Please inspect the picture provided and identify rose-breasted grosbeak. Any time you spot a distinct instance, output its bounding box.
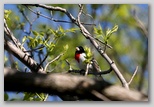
[75,46,102,76]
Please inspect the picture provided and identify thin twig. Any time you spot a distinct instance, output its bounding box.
[43,94,49,101]
[78,5,89,77]
[65,59,72,70]
[23,4,76,23]
[20,8,38,35]
[38,54,48,71]
[24,5,95,26]
[44,53,64,72]
[85,63,89,76]
[35,93,44,101]
[133,9,148,38]
[4,19,20,48]
[128,66,139,85]
[23,45,44,53]
[79,4,95,27]
[68,67,112,76]
[26,6,72,23]
[94,37,112,49]
[100,66,112,74]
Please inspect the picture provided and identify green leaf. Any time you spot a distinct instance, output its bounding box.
[4,10,12,20]
[106,28,111,37]
[4,57,8,63]
[65,28,79,33]
[63,44,69,51]
[32,30,39,36]
[110,25,118,34]
[39,93,45,100]
[94,24,103,36]
[38,38,43,45]
[34,98,42,101]
[4,10,12,15]
[40,32,45,36]
[22,36,27,43]
[84,47,93,63]
[47,43,55,54]
[23,92,40,101]
[17,5,25,13]
[15,16,20,21]
[105,25,118,41]
[50,29,56,36]
[59,26,64,33]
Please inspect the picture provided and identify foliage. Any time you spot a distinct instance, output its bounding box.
[94,24,118,45]
[84,46,93,64]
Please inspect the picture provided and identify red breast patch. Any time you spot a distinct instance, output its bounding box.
[75,53,80,62]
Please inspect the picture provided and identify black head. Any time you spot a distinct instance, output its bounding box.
[75,46,85,54]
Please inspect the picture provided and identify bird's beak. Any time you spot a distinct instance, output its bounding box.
[76,47,79,51]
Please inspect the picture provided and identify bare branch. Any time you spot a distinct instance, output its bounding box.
[23,45,45,52]
[138,40,148,91]
[133,11,148,38]
[4,67,148,101]
[23,4,76,23]
[65,59,73,70]
[68,67,112,76]
[4,19,31,56]
[25,5,73,24]
[4,19,20,48]
[4,19,44,73]
[38,53,48,70]
[24,5,95,26]
[4,40,45,74]
[94,37,113,49]
[76,5,129,89]
[43,94,49,101]
[19,8,34,34]
[85,63,89,76]
[44,53,64,72]
[128,66,139,85]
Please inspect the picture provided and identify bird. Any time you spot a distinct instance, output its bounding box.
[75,46,102,77]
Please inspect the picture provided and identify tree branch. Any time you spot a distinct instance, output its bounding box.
[4,18,45,74]
[23,4,77,23]
[4,40,45,74]
[68,66,112,76]
[76,5,129,89]
[4,67,148,101]
[4,19,20,48]
[128,66,138,85]
[133,12,148,38]
[44,53,64,72]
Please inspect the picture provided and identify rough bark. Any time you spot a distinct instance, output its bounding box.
[4,67,148,101]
